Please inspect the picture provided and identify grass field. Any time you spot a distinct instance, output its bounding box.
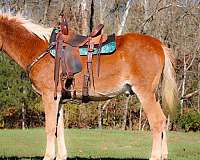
[0,129,200,160]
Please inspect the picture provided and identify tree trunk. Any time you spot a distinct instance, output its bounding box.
[129,105,132,130]
[141,119,147,131]
[198,63,200,112]
[23,0,46,23]
[99,0,103,24]
[22,104,25,130]
[143,0,150,33]
[138,104,142,131]
[98,100,111,129]
[122,96,130,130]
[166,115,170,131]
[117,0,133,35]
[81,0,89,35]
[43,0,51,24]
[44,0,64,25]
[98,102,103,129]
[180,52,186,115]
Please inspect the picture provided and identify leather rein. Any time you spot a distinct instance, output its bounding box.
[26,45,53,74]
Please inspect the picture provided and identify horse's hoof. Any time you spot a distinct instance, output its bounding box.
[149,157,160,160]
[162,154,168,160]
[43,156,55,160]
[56,155,67,160]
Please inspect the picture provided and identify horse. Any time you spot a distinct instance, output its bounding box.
[0,14,178,160]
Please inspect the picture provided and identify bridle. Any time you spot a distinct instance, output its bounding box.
[26,44,54,75]
[26,17,66,75]
[26,16,63,75]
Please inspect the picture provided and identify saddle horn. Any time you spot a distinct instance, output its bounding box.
[60,14,69,35]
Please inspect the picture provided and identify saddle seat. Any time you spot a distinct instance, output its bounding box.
[62,34,108,47]
[62,24,107,47]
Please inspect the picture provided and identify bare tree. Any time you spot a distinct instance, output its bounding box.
[117,0,134,35]
[43,0,51,24]
[98,102,103,129]
[81,0,89,35]
[138,104,142,131]
[198,63,200,112]
[98,100,111,129]
[22,103,25,130]
[122,96,130,130]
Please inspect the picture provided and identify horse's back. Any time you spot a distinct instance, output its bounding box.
[116,32,163,54]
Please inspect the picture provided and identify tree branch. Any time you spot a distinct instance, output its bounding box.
[141,3,185,33]
[117,0,134,35]
[181,88,200,99]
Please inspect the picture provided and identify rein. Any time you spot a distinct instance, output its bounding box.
[26,45,54,74]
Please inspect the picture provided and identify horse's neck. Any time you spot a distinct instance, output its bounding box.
[3,32,48,70]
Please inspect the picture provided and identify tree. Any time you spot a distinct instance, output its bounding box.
[0,54,40,128]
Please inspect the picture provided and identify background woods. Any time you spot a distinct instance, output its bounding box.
[0,0,200,131]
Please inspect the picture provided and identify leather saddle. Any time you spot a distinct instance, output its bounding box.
[64,25,107,47]
[52,15,109,102]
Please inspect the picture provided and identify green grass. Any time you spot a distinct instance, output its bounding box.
[0,129,200,159]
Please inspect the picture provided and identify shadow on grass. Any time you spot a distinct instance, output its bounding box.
[0,157,148,160]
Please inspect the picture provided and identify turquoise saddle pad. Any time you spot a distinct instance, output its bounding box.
[79,41,116,56]
[50,34,116,57]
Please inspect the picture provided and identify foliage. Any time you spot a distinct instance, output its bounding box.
[0,53,40,128]
[178,110,200,132]
[62,96,145,130]
[0,105,44,128]
[0,54,39,108]
[64,103,99,128]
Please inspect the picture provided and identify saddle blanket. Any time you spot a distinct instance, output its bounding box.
[50,34,116,57]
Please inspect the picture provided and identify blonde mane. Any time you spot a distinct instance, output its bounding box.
[22,19,52,41]
[0,14,52,41]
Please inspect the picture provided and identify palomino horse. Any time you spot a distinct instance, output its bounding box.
[0,14,177,160]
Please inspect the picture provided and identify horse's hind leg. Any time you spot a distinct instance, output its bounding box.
[137,92,167,160]
[42,92,61,160]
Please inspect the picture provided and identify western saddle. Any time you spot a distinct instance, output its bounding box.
[52,15,107,102]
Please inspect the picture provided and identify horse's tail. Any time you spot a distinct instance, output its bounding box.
[161,45,178,116]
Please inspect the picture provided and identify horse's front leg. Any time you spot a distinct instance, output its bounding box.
[42,92,61,160]
[56,103,67,160]
[161,130,168,160]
